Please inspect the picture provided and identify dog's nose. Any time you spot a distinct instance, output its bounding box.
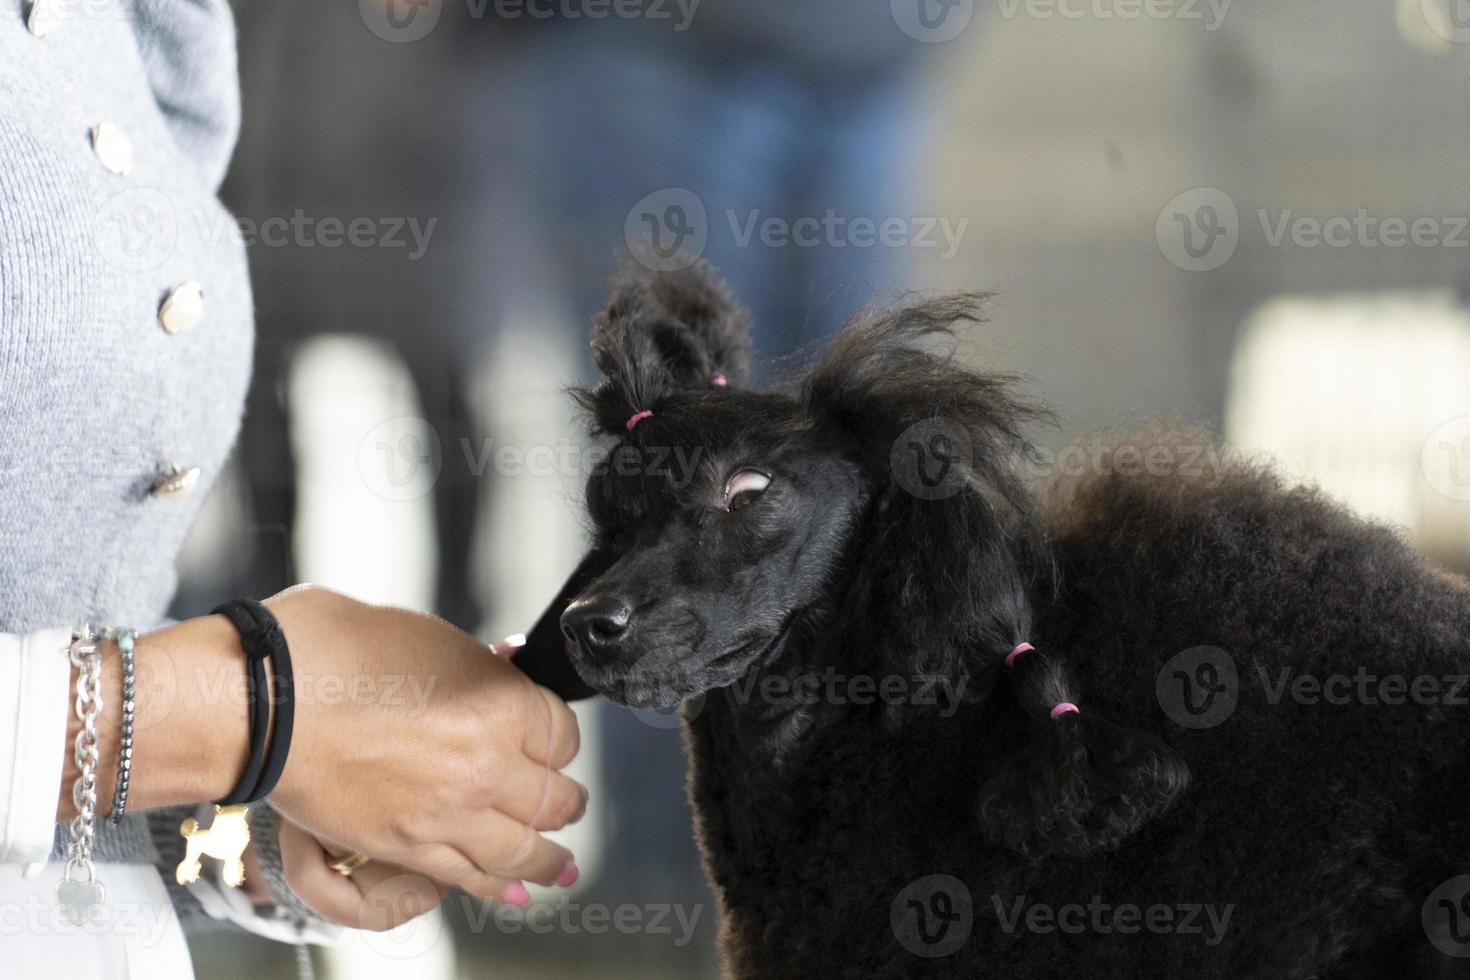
[561,594,633,658]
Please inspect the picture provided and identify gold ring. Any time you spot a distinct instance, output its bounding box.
[328,852,371,877]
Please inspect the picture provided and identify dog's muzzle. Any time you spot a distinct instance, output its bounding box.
[560,593,633,661]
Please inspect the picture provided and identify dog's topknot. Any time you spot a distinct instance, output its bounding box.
[574,256,752,435]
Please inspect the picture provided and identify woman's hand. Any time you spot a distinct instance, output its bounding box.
[66,585,587,905]
[275,819,450,931]
[261,586,586,903]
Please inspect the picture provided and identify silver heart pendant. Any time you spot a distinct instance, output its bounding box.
[56,877,106,926]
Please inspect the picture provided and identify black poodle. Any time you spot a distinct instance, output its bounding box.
[513,259,1470,979]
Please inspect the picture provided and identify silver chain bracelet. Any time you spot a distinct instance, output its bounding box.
[57,624,106,925]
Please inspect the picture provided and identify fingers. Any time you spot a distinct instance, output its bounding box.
[414,843,522,905]
[519,683,581,770]
[280,821,357,922]
[492,755,588,831]
[349,862,448,933]
[281,821,451,931]
[458,809,575,886]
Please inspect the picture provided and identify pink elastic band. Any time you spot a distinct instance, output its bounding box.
[625,409,654,432]
[1049,702,1080,720]
[711,373,728,387]
[1004,642,1035,668]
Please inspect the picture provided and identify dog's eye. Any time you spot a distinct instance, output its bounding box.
[723,469,771,513]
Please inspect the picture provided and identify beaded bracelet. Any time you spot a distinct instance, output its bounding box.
[108,629,137,824]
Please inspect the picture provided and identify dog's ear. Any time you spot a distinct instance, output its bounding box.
[975,657,1191,858]
[801,294,1050,669]
[575,257,752,435]
[802,296,1188,858]
[510,549,615,701]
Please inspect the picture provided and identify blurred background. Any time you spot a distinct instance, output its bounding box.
[183,0,1470,975]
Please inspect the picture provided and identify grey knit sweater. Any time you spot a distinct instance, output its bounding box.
[1,0,272,929]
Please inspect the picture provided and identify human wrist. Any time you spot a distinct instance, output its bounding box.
[57,639,119,822]
[121,615,253,812]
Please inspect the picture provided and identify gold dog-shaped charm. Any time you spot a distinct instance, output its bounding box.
[176,805,251,887]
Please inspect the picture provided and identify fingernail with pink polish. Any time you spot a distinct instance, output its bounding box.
[495,633,527,657]
[503,882,531,906]
[554,862,579,888]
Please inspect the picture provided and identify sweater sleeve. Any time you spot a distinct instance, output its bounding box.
[0,629,72,864]
[127,0,243,193]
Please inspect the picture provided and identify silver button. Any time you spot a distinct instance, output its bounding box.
[159,282,204,335]
[90,123,134,176]
[26,0,60,37]
[150,464,201,501]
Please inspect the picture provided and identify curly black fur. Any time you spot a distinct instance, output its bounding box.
[510,260,1470,979]
[572,254,753,434]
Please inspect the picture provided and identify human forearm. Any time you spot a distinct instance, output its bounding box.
[58,616,251,820]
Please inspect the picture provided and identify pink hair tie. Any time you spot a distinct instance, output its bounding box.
[625,409,654,432]
[1049,702,1080,720]
[710,372,728,387]
[1004,642,1035,669]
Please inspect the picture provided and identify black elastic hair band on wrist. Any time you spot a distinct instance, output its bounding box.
[213,601,268,805]
[211,598,295,805]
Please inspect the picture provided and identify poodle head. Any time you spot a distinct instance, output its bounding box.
[557,260,871,708]
[555,258,1046,710]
